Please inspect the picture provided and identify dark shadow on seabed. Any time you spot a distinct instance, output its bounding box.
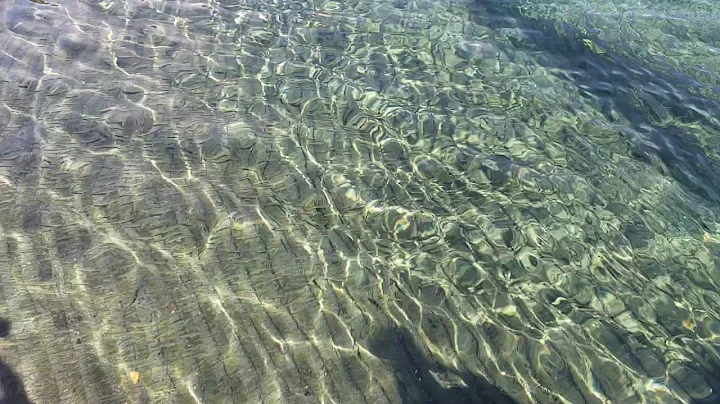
[0,318,31,404]
[367,325,517,404]
[468,0,720,207]
[466,1,720,403]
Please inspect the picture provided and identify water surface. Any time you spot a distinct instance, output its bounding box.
[0,0,719,402]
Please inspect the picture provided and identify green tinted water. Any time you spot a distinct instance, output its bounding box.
[0,0,719,402]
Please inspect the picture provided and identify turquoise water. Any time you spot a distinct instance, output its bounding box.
[0,0,719,402]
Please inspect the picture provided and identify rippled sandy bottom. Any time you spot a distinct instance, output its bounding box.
[0,0,719,402]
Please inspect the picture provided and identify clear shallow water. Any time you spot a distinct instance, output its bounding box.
[0,0,719,402]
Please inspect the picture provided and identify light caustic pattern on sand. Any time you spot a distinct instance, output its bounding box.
[0,0,720,402]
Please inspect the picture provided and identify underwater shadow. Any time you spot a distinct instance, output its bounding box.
[468,0,720,206]
[366,324,518,404]
[0,318,31,404]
